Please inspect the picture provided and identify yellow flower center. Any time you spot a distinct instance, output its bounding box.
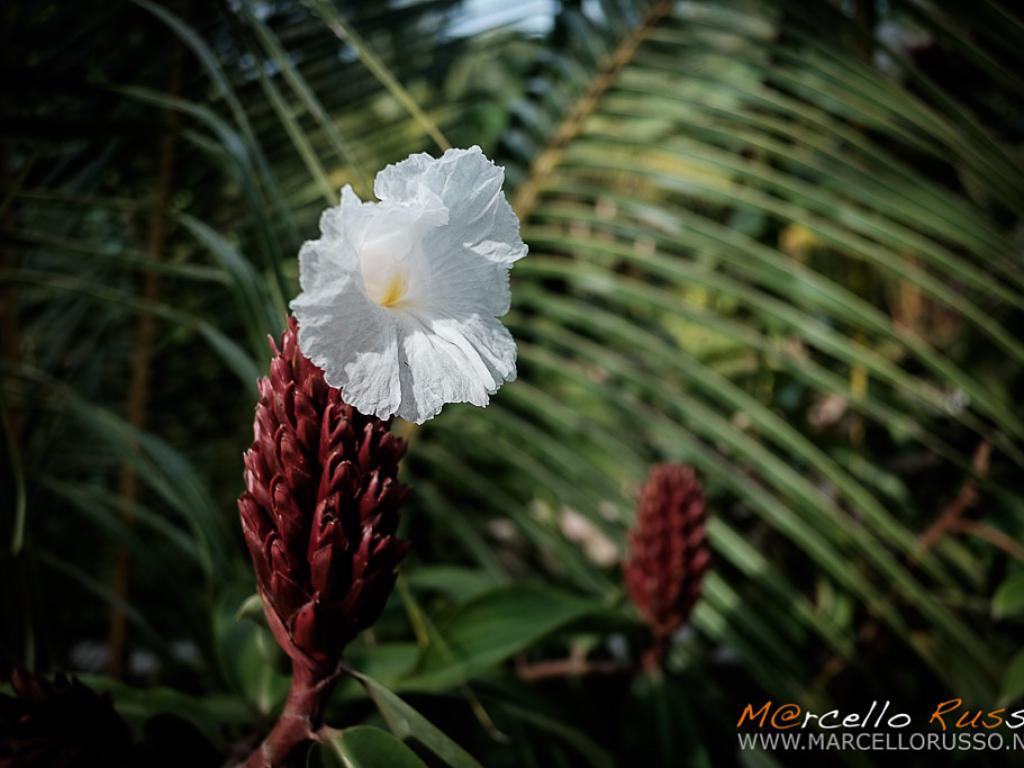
[375,271,408,308]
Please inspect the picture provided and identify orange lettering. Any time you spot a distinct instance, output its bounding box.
[771,704,802,730]
[737,701,772,728]
[984,709,1006,729]
[930,699,962,731]
[956,710,983,729]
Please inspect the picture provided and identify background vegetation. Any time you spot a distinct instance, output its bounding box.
[2,0,1023,765]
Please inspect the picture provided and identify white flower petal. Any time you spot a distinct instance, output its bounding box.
[394,312,517,423]
[291,147,526,423]
[291,278,402,421]
[376,146,526,263]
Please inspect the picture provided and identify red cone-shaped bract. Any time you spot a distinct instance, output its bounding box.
[238,317,410,674]
[623,463,709,639]
[0,670,135,767]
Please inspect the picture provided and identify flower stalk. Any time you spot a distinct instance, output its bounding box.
[242,663,339,768]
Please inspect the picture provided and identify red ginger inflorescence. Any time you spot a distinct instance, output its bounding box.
[0,670,135,767]
[238,317,409,767]
[239,316,410,673]
[623,463,709,662]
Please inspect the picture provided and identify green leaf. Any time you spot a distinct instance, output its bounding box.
[993,573,1024,619]
[321,726,428,768]
[402,584,602,691]
[622,672,712,768]
[304,0,451,153]
[178,213,280,358]
[82,675,251,743]
[405,566,507,602]
[214,589,290,716]
[338,645,421,692]
[350,671,483,768]
[1002,651,1024,705]
[494,701,616,768]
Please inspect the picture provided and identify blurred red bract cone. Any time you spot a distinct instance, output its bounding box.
[0,670,135,768]
[623,464,710,660]
[238,316,410,675]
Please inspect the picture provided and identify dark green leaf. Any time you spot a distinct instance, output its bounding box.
[350,671,483,768]
[403,585,601,691]
[1002,651,1024,705]
[321,726,429,768]
[993,573,1024,620]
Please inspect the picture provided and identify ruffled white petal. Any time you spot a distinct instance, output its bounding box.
[394,311,517,423]
[291,147,526,424]
[291,266,402,421]
[376,145,527,264]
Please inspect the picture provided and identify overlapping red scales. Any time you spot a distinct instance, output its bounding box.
[238,317,410,673]
[623,463,710,639]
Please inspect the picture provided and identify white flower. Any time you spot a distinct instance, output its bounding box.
[290,146,527,424]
